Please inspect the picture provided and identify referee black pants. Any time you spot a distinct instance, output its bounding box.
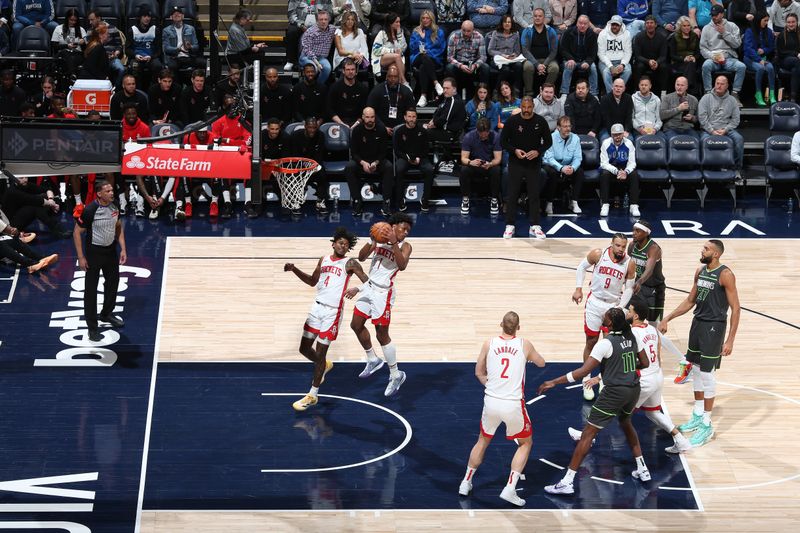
[506,159,543,226]
[84,244,119,331]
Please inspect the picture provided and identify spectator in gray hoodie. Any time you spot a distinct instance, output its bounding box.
[533,82,564,131]
[700,4,745,104]
[698,74,743,169]
[631,75,663,139]
[660,75,699,140]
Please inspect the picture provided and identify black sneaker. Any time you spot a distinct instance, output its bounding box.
[420,199,430,212]
[88,329,102,342]
[352,199,363,216]
[398,198,407,212]
[490,198,500,215]
[460,197,470,215]
[175,205,186,221]
[381,199,391,216]
[221,202,233,219]
[315,198,329,214]
[99,314,124,328]
[244,202,259,218]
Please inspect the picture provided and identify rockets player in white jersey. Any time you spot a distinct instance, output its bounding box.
[285,227,367,412]
[458,311,546,507]
[573,300,692,453]
[347,213,414,397]
[572,233,637,400]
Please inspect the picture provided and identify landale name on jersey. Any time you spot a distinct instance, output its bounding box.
[494,344,519,356]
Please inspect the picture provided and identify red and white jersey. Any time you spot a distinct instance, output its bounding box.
[315,255,351,307]
[485,336,527,401]
[367,241,405,289]
[633,322,661,377]
[589,247,631,303]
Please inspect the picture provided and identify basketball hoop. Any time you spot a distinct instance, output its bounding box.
[263,157,321,210]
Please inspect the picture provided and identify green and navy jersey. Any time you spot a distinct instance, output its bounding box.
[694,265,730,322]
[629,239,665,287]
[589,332,641,387]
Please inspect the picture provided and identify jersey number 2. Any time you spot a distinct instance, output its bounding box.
[500,358,510,379]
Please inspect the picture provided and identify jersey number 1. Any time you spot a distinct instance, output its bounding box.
[500,358,510,379]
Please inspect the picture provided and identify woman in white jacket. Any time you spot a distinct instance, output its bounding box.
[371,12,409,86]
[597,15,633,93]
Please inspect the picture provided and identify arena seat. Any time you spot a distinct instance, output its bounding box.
[55,0,88,25]
[89,0,124,28]
[284,121,305,137]
[667,134,703,205]
[769,101,800,133]
[320,122,351,174]
[161,0,198,25]
[700,135,737,207]
[126,0,161,27]
[150,123,181,141]
[16,26,51,56]
[635,134,672,205]
[764,135,800,205]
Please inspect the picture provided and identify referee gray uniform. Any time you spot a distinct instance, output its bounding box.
[76,200,123,333]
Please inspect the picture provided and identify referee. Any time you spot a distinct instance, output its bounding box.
[74,180,127,342]
[500,96,552,240]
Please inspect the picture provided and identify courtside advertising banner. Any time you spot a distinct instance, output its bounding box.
[122,142,252,179]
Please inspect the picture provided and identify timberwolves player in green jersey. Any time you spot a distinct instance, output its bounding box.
[659,240,741,447]
[538,308,651,495]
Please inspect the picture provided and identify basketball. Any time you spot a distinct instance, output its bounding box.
[370,222,392,243]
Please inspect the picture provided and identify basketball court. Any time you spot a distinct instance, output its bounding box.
[0,207,798,532]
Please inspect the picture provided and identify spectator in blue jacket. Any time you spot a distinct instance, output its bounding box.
[467,0,508,34]
[521,8,560,96]
[579,0,617,33]
[618,0,649,38]
[465,83,501,130]
[12,0,57,47]
[743,12,776,106]
[543,115,584,214]
[652,0,689,33]
[409,9,446,108]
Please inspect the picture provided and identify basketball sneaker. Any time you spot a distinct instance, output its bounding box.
[567,427,595,444]
[689,423,714,447]
[359,358,384,378]
[292,394,318,412]
[209,201,219,217]
[384,371,407,397]
[174,205,186,221]
[529,225,546,239]
[544,480,574,495]
[499,485,525,507]
[665,433,693,454]
[320,360,333,384]
[674,361,693,384]
[458,480,472,496]
[73,203,85,219]
[678,413,704,433]
[460,197,470,215]
[19,232,36,244]
[503,225,515,239]
[490,198,499,215]
[632,467,651,481]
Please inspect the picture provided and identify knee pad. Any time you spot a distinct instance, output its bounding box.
[691,365,704,393]
[701,370,716,399]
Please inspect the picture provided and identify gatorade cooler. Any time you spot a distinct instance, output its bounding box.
[67,80,114,116]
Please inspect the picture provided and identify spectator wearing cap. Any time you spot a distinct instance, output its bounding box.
[162,6,205,73]
[598,15,633,93]
[459,117,503,216]
[299,9,336,84]
[127,6,162,89]
[599,123,640,217]
[700,4,745,105]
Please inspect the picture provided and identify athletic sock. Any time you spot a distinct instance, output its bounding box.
[309,386,319,397]
[176,200,184,208]
[674,432,690,445]
[211,195,219,203]
[702,411,712,426]
[463,466,476,483]
[693,401,704,417]
[222,190,231,203]
[563,469,576,484]
[74,194,82,205]
[507,470,521,489]
[365,347,379,362]
[635,456,647,470]
[245,187,252,203]
[382,343,399,378]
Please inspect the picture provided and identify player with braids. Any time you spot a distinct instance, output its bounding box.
[285,227,368,411]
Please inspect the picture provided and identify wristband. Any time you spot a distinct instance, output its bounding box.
[566,371,575,383]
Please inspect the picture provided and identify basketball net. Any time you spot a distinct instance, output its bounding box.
[267,157,322,210]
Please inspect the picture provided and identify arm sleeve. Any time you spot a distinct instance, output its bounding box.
[576,257,591,287]
[619,277,635,307]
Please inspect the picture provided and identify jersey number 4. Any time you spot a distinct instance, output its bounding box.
[500,358,510,379]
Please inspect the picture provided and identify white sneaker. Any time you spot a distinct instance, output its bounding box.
[529,225,546,239]
[148,207,160,220]
[384,370,407,397]
[544,480,574,495]
[600,203,610,217]
[571,201,582,214]
[567,427,582,442]
[545,202,553,215]
[629,203,641,217]
[499,485,525,507]
[632,468,651,482]
[503,225,515,239]
[458,480,472,496]
[665,434,693,454]
[417,94,427,108]
[283,62,294,71]
[358,358,384,378]
[435,82,444,96]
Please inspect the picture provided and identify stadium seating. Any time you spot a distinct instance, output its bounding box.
[126,0,161,27]
[667,135,703,207]
[578,134,600,188]
[16,26,51,56]
[769,101,800,133]
[635,134,672,205]
[55,0,88,25]
[700,135,737,207]
[89,0,125,28]
[161,0,198,25]
[320,122,351,174]
[763,135,799,205]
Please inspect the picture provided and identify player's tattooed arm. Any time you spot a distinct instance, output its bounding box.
[346,258,369,283]
[357,239,376,261]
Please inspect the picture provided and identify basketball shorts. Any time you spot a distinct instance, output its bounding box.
[632,283,666,322]
[686,319,726,372]
[480,395,532,440]
[587,383,640,429]
[354,282,395,326]
[636,369,664,410]
[584,294,616,336]
[304,300,345,344]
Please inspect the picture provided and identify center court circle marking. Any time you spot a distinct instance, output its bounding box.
[260,393,413,473]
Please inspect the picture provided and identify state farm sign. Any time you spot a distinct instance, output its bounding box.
[121,142,251,179]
